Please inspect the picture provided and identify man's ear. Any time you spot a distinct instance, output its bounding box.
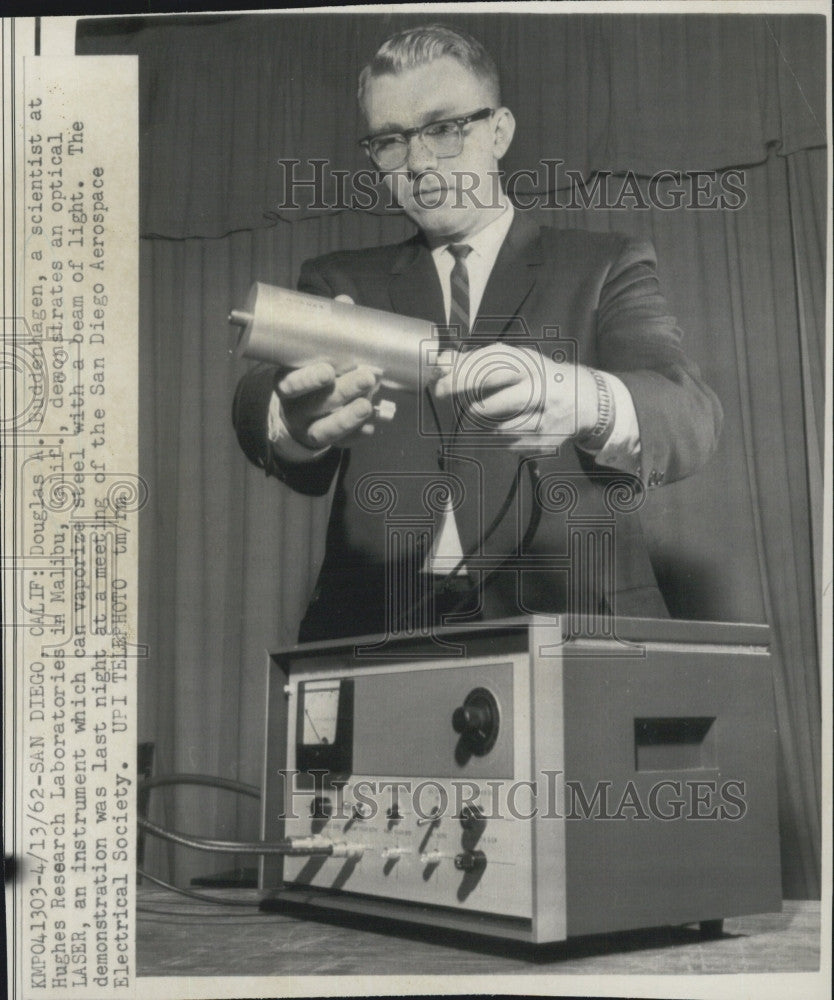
[492,107,516,160]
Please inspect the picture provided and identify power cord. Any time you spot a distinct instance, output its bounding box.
[137,771,312,910]
[393,383,545,631]
[140,772,260,798]
[138,816,332,856]
[137,867,260,909]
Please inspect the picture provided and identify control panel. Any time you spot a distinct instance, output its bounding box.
[281,656,533,918]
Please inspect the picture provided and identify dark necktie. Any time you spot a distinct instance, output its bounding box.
[448,243,473,338]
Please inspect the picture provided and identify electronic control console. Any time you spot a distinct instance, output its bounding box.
[260,616,781,944]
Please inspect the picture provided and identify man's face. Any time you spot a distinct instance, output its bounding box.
[361,57,515,243]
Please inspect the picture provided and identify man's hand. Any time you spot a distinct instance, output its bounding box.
[275,294,381,450]
[433,343,599,449]
[277,362,380,450]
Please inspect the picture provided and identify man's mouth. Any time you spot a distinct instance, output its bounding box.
[412,174,448,205]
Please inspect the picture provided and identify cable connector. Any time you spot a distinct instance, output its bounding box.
[330,841,366,860]
[288,835,333,853]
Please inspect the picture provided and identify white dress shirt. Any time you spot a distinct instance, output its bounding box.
[268,201,642,574]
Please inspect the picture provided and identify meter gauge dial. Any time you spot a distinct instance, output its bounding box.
[301,680,341,746]
[295,677,353,775]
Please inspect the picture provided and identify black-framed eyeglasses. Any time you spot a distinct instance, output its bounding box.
[359,107,494,171]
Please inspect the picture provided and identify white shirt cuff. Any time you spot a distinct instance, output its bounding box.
[578,373,642,475]
[267,391,331,463]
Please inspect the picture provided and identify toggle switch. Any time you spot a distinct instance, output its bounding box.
[310,796,333,820]
[381,846,410,860]
[416,806,442,827]
[459,805,486,830]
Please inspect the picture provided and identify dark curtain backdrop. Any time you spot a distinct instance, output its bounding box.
[78,13,825,896]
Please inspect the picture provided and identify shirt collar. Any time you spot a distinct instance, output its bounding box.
[430,200,515,265]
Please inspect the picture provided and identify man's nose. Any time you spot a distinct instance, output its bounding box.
[404,132,438,173]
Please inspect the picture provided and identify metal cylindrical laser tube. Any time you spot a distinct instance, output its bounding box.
[229,282,440,391]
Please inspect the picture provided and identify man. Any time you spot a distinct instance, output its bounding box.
[233,25,722,642]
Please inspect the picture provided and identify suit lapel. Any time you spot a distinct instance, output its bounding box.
[388,236,446,328]
[475,212,544,337]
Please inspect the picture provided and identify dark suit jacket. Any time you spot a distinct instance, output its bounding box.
[233,213,723,641]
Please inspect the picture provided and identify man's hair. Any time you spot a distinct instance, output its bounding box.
[357,25,501,110]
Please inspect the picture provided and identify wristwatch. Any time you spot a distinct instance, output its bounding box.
[575,368,616,451]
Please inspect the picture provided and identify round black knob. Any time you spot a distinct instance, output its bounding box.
[454,850,487,873]
[452,704,492,733]
[451,688,499,755]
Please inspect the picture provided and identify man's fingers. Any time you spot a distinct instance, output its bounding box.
[305,396,374,448]
[434,345,531,399]
[461,383,542,424]
[331,366,379,406]
[277,362,336,399]
[278,364,378,410]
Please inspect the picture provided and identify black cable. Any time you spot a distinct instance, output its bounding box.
[444,456,545,620]
[137,772,283,909]
[139,773,260,798]
[390,378,526,633]
[392,427,527,631]
[136,867,260,908]
[138,816,333,856]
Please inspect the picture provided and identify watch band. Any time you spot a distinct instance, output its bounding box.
[576,368,616,451]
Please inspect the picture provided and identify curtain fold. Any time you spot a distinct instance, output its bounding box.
[721,152,821,897]
[79,14,825,895]
[786,148,826,626]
